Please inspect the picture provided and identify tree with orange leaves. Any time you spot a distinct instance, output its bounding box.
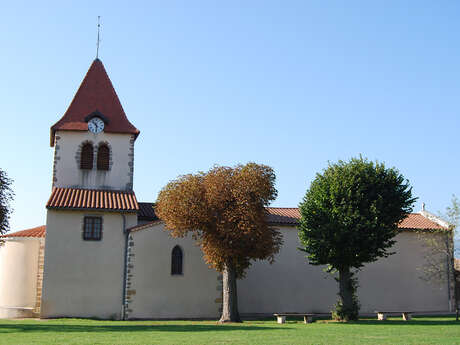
[155,163,282,323]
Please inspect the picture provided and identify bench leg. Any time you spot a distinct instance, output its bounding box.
[377,313,387,321]
[304,316,313,324]
[402,313,412,321]
[277,316,286,324]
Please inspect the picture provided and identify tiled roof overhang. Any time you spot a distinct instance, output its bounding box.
[46,187,139,212]
[0,225,46,239]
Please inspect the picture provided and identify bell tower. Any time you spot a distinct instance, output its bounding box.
[50,59,139,191]
[42,59,140,319]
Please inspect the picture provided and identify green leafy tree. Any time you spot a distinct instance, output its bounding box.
[298,157,416,321]
[0,169,14,235]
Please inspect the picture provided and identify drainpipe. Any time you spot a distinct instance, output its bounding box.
[121,214,129,320]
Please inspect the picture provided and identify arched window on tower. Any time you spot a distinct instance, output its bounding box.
[80,143,94,170]
[171,245,183,275]
[97,144,110,171]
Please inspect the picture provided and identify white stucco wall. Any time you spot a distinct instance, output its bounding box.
[357,231,450,312]
[0,239,41,310]
[41,210,137,319]
[41,213,451,319]
[238,226,337,315]
[238,227,450,315]
[53,131,134,190]
[128,223,220,319]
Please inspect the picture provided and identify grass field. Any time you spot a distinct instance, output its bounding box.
[0,316,459,345]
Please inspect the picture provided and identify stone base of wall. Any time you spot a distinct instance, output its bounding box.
[34,240,45,317]
[123,234,135,320]
[0,306,35,319]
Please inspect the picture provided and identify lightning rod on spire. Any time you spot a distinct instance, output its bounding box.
[96,16,101,59]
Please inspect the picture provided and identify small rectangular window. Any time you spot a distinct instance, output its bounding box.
[83,216,103,241]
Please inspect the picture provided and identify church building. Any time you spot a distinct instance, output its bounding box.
[0,59,454,319]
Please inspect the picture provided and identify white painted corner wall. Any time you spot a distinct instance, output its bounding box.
[41,210,137,319]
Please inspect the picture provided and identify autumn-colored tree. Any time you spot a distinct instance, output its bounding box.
[155,163,282,323]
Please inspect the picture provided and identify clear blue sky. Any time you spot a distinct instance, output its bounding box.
[1,1,459,232]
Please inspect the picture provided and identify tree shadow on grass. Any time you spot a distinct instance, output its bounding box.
[0,324,286,334]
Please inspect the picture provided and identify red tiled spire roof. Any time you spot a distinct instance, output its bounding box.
[50,59,139,146]
[0,225,46,238]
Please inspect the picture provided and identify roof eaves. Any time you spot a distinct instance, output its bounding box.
[46,206,138,213]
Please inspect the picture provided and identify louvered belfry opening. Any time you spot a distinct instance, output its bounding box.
[97,144,110,171]
[80,143,94,170]
[171,245,183,275]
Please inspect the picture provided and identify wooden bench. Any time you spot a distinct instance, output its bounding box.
[375,311,413,321]
[273,313,322,324]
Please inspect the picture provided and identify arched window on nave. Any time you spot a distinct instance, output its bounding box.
[171,245,183,275]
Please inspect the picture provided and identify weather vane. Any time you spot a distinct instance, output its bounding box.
[96,16,101,59]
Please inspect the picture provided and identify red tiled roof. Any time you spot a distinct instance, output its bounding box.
[398,213,446,230]
[50,59,139,146]
[267,207,300,225]
[0,225,46,238]
[265,208,447,230]
[131,204,447,230]
[46,187,139,211]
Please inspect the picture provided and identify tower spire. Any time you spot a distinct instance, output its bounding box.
[96,16,101,59]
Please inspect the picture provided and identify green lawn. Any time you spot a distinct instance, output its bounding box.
[0,316,459,345]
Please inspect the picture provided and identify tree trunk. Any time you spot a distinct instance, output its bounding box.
[219,259,242,323]
[336,267,358,321]
[339,267,353,311]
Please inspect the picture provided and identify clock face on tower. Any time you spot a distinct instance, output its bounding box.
[88,117,105,134]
